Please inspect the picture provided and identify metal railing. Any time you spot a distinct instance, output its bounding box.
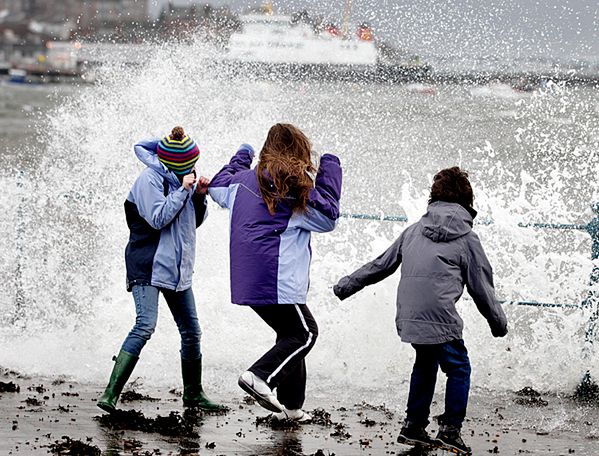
[340,202,599,291]
[340,203,599,336]
[341,203,599,390]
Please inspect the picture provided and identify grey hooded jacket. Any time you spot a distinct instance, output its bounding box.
[334,201,508,344]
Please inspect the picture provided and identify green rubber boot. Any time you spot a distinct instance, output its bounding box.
[182,356,227,412]
[97,350,138,413]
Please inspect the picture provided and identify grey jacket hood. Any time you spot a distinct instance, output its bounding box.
[421,201,475,243]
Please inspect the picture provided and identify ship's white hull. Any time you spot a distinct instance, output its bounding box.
[225,33,378,67]
[224,13,379,67]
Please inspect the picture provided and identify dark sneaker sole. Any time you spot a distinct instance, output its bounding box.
[271,413,312,424]
[435,440,472,455]
[238,377,283,413]
[397,435,435,447]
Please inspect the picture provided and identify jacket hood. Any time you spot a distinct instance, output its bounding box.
[135,139,179,184]
[420,201,475,242]
[135,142,166,174]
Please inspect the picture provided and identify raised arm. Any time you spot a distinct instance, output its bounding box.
[134,138,161,162]
[130,170,190,230]
[462,232,508,337]
[208,144,255,208]
[333,233,403,300]
[298,153,343,233]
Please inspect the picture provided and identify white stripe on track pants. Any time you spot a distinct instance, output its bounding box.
[248,304,319,410]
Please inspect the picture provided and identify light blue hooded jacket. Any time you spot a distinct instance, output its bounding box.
[124,139,208,292]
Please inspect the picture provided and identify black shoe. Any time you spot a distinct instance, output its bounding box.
[397,426,436,447]
[435,428,472,455]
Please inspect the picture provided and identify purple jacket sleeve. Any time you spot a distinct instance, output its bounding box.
[208,144,255,208]
[298,153,343,233]
[463,232,508,337]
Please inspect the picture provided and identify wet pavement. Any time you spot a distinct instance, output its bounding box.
[1,368,598,455]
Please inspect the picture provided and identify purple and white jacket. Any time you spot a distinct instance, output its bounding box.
[208,144,342,306]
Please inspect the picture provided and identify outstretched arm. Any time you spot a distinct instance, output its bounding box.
[208,144,255,209]
[463,233,508,337]
[334,234,403,300]
[299,153,343,233]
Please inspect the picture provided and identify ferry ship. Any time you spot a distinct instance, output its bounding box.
[221,9,430,81]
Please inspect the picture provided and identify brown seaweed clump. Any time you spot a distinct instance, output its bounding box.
[95,409,198,437]
[48,436,101,456]
[255,413,301,430]
[0,381,20,393]
[514,387,549,407]
[120,390,160,402]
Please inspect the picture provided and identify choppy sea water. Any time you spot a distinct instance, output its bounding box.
[0,42,598,407]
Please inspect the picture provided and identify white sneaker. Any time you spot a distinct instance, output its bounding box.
[272,408,312,423]
[238,371,283,413]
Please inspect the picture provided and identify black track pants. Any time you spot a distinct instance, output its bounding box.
[248,304,319,410]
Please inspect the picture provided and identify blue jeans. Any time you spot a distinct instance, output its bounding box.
[121,285,202,360]
[405,339,471,429]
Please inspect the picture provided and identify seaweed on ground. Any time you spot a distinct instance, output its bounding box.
[0,381,20,393]
[330,423,351,440]
[242,394,256,405]
[359,417,377,427]
[255,413,301,430]
[47,436,101,456]
[95,409,198,437]
[514,387,549,407]
[27,384,47,394]
[24,397,44,406]
[310,408,334,427]
[353,401,395,420]
[120,390,160,402]
[255,408,335,429]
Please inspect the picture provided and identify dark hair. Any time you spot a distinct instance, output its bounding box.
[429,167,474,209]
[256,123,316,215]
[170,126,185,141]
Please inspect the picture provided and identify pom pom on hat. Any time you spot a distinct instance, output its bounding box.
[157,126,200,175]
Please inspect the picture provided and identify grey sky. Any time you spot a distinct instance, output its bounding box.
[150,0,599,61]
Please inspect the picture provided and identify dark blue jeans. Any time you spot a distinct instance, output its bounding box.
[121,285,202,360]
[405,339,471,429]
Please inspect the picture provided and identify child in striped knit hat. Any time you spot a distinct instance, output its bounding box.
[98,126,226,413]
[156,126,201,176]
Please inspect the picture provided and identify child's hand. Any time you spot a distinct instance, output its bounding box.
[195,176,211,195]
[182,173,196,191]
[491,323,508,338]
[333,277,353,301]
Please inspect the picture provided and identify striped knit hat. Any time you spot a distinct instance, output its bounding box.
[156,127,200,175]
